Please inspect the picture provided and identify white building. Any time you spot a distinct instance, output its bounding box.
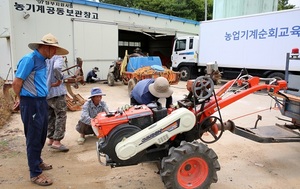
[0,0,199,81]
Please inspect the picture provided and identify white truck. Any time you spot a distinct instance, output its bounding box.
[171,8,300,81]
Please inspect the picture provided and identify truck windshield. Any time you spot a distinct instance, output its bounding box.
[175,39,186,51]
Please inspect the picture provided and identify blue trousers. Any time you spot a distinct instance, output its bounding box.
[20,96,48,178]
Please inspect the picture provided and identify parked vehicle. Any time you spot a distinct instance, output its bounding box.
[171,9,300,81]
[107,51,181,95]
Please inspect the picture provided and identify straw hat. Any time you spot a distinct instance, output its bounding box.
[28,33,69,55]
[148,77,173,98]
[88,87,106,99]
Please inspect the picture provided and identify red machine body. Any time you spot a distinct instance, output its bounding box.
[93,105,153,137]
[92,72,300,189]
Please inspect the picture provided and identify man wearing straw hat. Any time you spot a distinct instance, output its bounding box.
[12,33,68,186]
[130,77,173,108]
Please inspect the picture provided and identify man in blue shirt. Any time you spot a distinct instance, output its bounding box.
[130,77,173,108]
[12,33,68,186]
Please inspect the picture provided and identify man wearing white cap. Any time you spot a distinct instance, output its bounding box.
[130,77,173,108]
[86,67,100,83]
[12,33,68,186]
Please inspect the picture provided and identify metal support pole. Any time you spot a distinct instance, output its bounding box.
[205,0,207,21]
[285,53,290,82]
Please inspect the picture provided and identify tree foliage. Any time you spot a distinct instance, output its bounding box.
[134,0,192,19]
[278,0,295,10]
[99,0,213,21]
[99,0,135,7]
[99,0,296,21]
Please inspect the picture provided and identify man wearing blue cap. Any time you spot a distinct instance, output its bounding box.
[76,87,108,144]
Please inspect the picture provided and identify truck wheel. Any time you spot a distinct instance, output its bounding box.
[160,141,220,189]
[268,72,285,80]
[179,67,191,81]
[107,73,115,86]
[128,79,137,96]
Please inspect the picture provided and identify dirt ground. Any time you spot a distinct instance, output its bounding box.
[0,80,300,189]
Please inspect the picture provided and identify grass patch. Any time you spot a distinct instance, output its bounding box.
[0,137,24,159]
[0,78,13,128]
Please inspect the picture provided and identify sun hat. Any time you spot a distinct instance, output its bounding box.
[148,77,173,98]
[88,87,106,98]
[134,48,142,53]
[93,67,99,72]
[28,33,69,55]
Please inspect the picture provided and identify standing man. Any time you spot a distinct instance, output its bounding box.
[46,55,69,152]
[12,33,68,186]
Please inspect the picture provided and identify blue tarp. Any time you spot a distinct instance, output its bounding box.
[127,56,162,72]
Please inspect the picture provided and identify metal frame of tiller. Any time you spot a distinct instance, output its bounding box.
[192,53,300,144]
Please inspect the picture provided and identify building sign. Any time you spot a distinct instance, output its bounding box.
[225,26,300,41]
[14,0,99,19]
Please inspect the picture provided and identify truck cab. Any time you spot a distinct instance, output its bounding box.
[171,9,300,82]
[171,36,200,81]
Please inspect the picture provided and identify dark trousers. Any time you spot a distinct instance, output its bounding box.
[130,96,139,106]
[86,76,97,83]
[20,96,48,178]
[76,121,94,135]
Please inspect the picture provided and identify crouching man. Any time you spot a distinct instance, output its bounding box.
[76,87,108,144]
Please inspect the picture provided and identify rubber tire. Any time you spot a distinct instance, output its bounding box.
[268,72,285,80]
[160,141,220,189]
[128,79,137,96]
[179,67,191,81]
[107,73,115,86]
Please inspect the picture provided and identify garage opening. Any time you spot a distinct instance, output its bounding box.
[118,30,175,68]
